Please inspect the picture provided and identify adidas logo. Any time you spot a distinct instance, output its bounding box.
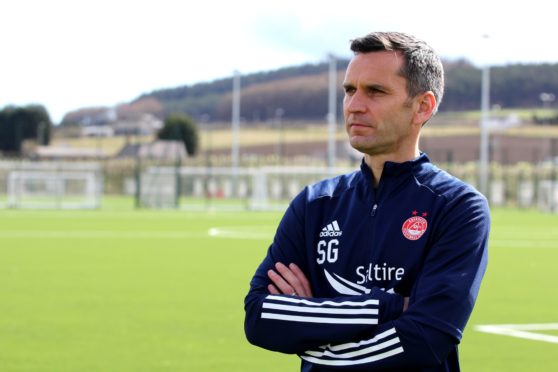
[320,220,343,237]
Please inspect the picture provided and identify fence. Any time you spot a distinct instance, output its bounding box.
[0,160,557,211]
[137,166,350,210]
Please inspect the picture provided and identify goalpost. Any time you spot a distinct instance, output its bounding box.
[6,162,103,209]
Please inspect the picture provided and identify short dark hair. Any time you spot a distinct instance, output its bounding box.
[350,32,444,115]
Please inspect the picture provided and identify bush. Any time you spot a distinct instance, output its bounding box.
[157,113,199,156]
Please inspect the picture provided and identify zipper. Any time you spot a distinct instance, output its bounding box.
[371,203,378,217]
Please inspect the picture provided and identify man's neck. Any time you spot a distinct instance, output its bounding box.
[364,148,420,187]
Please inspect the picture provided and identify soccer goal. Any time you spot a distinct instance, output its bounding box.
[138,166,180,209]
[249,166,352,210]
[6,162,103,209]
[538,180,558,212]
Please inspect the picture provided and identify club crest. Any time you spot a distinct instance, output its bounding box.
[402,215,428,241]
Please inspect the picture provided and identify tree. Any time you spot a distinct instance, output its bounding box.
[0,105,52,155]
[157,113,199,156]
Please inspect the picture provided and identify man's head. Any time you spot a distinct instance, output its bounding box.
[350,32,444,116]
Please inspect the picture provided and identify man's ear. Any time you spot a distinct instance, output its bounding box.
[413,91,436,126]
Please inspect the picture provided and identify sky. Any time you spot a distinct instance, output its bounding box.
[2,0,557,123]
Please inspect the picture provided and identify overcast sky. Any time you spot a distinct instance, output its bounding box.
[1,0,557,123]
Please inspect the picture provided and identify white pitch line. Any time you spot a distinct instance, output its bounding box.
[207,227,273,240]
[475,323,558,344]
[490,239,558,249]
[0,231,207,239]
[483,323,558,331]
[0,227,274,240]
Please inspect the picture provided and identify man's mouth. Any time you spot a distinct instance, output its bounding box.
[349,122,373,132]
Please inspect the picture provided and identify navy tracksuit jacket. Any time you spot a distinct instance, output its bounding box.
[245,154,490,371]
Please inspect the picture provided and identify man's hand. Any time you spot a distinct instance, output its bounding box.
[267,262,313,298]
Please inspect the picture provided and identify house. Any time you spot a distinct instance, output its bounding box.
[112,114,163,136]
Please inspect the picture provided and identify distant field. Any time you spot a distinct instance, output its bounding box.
[0,201,557,371]
[51,114,558,157]
[50,124,346,156]
[444,107,557,121]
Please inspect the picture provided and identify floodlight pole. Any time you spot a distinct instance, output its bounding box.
[327,53,337,174]
[231,70,241,191]
[479,60,491,197]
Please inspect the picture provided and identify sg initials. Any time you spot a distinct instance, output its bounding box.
[316,239,339,264]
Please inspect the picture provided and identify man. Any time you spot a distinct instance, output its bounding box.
[244,31,490,371]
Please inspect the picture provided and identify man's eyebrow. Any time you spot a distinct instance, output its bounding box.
[367,83,389,92]
[342,82,388,91]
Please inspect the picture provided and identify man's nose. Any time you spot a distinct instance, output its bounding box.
[344,92,366,113]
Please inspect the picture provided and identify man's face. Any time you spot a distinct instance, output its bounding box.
[343,51,417,157]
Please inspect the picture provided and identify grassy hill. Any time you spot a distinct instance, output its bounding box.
[61,60,558,126]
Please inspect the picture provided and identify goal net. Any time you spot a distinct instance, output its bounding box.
[138,167,179,209]
[538,180,558,212]
[6,162,102,209]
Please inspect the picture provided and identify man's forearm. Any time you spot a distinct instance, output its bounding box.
[244,286,405,354]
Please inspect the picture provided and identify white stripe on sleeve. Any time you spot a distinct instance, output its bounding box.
[300,327,404,366]
[261,294,380,326]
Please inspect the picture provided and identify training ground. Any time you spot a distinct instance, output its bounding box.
[0,198,557,371]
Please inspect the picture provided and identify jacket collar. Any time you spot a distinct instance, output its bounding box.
[359,153,432,190]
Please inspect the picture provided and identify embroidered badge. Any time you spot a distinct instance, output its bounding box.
[402,213,428,241]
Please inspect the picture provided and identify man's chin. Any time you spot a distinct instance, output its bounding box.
[349,139,373,154]
[349,140,388,157]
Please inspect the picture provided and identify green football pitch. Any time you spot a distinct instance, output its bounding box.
[1,198,557,371]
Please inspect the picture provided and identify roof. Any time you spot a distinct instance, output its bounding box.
[115,140,187,160]
[30,146,108,160]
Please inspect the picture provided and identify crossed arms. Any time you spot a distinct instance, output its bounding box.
[267,262,410,311]
[244,190,489,369]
